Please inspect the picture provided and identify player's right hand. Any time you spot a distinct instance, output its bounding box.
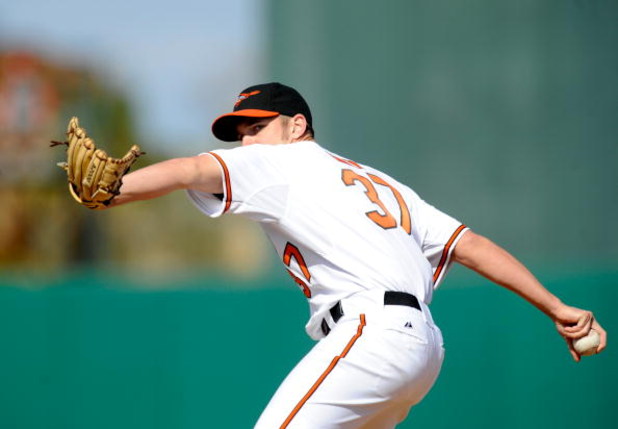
[553,305,606,361]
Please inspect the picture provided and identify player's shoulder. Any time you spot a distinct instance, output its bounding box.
[215,140,320,156]
[253,140,329,164]
[209,141,327,174]
[355,158,423,200]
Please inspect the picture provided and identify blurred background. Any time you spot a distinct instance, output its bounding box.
[0,1,616,428]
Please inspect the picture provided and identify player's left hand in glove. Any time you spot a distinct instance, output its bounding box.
[51,117,145,209]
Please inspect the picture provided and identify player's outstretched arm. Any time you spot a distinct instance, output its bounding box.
[52,117,223,210]
[452,230,607,361]
[109,155,223,208]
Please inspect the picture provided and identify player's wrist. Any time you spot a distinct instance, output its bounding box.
[540,295,567,320]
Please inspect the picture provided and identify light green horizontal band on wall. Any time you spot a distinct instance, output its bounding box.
[0,270,615,428]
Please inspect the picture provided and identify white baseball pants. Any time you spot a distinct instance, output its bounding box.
[254,292,445,429]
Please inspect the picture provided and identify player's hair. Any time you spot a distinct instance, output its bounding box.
[281,115,315,141]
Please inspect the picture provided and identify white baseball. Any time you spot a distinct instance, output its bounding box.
[573,329,600,356]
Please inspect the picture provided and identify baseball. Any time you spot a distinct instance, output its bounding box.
[573,329,600,356]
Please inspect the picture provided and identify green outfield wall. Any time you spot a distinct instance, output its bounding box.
[267,0,618,262]
[1,2,616,428]
[0,268,615,428]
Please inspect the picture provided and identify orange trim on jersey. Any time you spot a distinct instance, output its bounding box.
[283,242,312,298]
[329,153,362,169]
[208,152,232,213]
[280,314,367,429]
[433,225,467,284]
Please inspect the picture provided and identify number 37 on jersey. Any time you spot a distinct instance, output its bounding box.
[282,157,412,298]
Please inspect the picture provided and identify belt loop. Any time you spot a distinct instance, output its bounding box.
[330,301,344,323]
[321,301,344,337]
[320,319,331,336]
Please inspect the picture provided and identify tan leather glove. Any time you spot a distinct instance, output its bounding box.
[51,117,144,209]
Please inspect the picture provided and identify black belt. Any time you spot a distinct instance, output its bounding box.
[321,291,421,337]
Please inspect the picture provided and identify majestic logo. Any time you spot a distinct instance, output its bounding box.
[235,90,261,107]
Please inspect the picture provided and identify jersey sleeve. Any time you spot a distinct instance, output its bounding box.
[186,145,290,222]
[411,197,469,288]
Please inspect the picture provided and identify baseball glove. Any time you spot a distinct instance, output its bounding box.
[51,117,144,209]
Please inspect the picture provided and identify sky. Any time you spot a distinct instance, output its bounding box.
[0,0,266,154]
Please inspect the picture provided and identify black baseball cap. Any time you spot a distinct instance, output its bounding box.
[211,82,313,142]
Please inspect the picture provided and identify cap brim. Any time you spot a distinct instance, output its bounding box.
[211,109,280,142]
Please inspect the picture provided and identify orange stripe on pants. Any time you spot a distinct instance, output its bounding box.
[280,314,367,429]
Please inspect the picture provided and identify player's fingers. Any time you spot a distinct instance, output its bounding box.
[555,320,578,338]
[562,312,592,337]
[556,325,584,341]
[591,320,607,353]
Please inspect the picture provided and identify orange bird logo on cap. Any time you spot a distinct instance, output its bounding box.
[235,90,261,107]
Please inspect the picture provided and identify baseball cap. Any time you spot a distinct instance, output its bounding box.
[212,82,313,142]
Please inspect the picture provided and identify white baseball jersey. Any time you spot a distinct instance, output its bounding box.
[187,141,468,340]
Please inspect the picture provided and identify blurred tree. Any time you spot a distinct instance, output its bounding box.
[0,49,272,283]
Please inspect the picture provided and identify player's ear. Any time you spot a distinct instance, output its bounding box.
[290,114,308,141]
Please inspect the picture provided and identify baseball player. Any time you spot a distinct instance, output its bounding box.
[53,82,606,428]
